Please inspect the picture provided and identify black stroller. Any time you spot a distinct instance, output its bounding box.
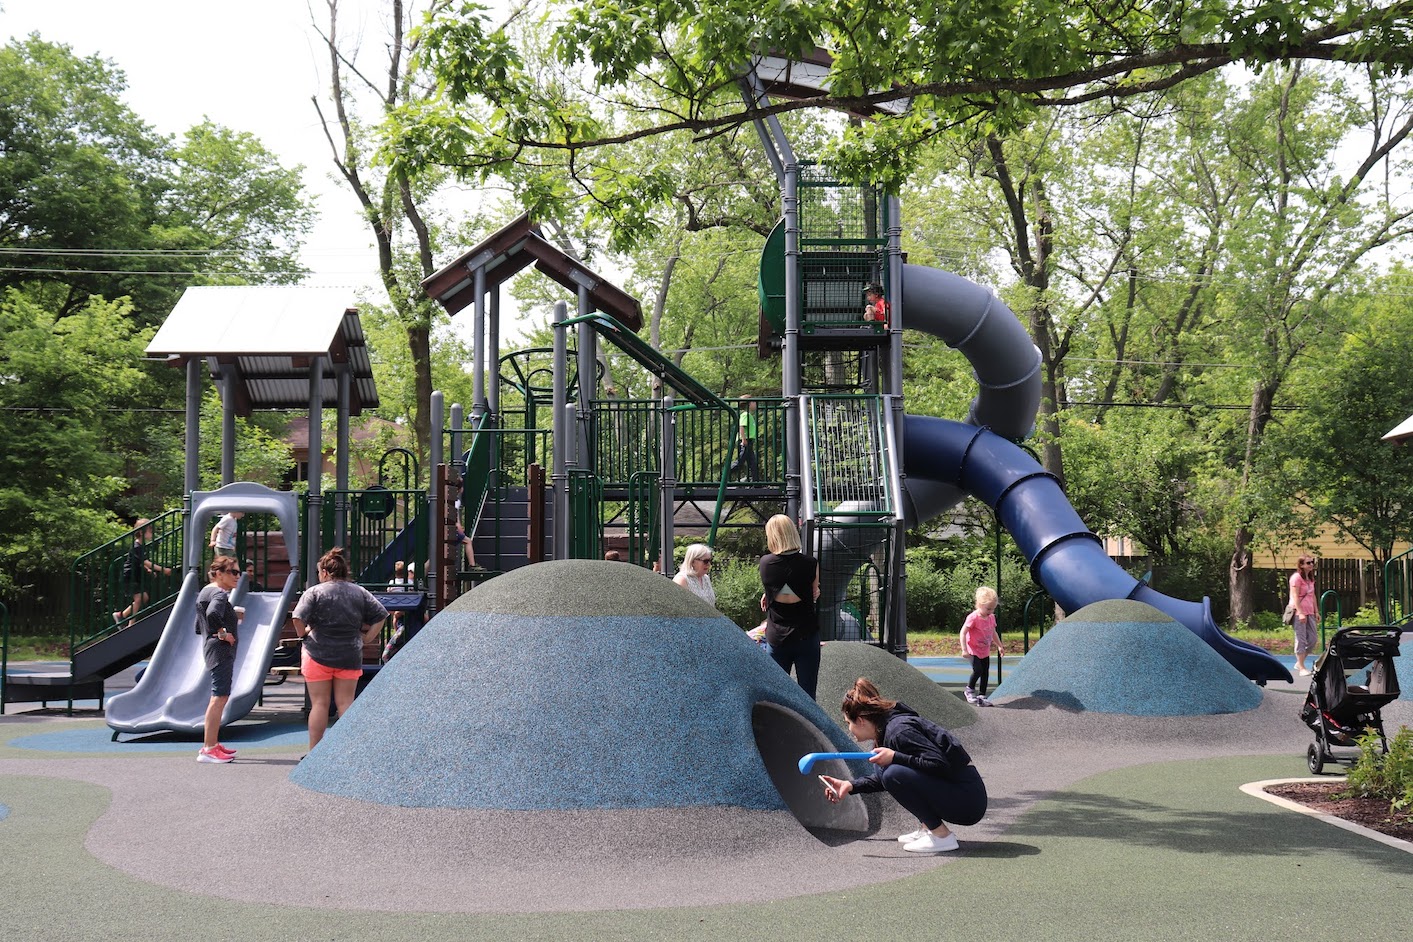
[1299,627,1405,774]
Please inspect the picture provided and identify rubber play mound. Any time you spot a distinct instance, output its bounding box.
[991,599,1265,715]
[290,560,860,814]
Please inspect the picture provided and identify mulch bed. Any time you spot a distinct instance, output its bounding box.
[1266,782,1413,843]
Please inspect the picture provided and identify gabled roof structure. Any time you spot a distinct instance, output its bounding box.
[145,286,378,416]
[421,213,643,332]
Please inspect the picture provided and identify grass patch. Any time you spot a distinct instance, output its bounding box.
[905,627,1303,657]
[1,634,71,662]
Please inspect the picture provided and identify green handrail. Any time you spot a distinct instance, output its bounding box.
[1318,589,1343,649]
[1380,546,1413,625]
[567,470,603,559]
[69,509,185,654]
[1,599,10,712]
[1022,590,1053,653]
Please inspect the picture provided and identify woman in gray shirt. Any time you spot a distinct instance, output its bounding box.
[293,547,388,752]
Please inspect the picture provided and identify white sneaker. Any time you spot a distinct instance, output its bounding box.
[903,831,960,853]
[977,695,993,707]
[897,828,926,843]
[964,689,978,704]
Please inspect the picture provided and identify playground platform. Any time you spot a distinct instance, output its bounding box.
[0,658,1408,941]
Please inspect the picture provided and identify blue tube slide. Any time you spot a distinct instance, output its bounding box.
[901,416,1292,685]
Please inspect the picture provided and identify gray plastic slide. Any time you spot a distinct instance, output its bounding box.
[106,484,301,736]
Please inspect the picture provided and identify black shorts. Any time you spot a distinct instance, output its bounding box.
[204,638,235,697]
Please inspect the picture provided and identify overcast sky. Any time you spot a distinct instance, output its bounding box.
[2,0,396,296]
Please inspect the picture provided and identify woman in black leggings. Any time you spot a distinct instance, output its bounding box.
[819,677,988,853]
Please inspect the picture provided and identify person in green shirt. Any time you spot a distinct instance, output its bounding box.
[730,395,761,480]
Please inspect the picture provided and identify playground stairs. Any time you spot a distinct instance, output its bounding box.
[470,486,554,574]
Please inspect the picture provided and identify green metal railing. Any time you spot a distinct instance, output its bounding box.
[69,510,185,654]
[1318,589,1343,649]
[804,394,893,519]
[625,471,660,568]
[316,488,427,589]
[1381,547,1413,625]
[590,398,787,488]
[452,423,552,573]
[1,600,10,711]
[567,470,603,559]
[1022,590,1055,653]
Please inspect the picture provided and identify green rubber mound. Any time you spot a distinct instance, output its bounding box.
[449,558,718,618]
[817,642,977,731]
[992,600,1264,715]
[1065,598,1175,623]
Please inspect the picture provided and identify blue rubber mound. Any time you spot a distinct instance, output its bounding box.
[290,560,857,810]
[992,600,1264,716]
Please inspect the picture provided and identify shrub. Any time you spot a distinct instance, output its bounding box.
[1341,726,1413,821]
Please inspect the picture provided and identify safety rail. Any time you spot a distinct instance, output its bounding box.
[1381,547,1413,626]
[591,398,787,488]
[0,599,9,711]
[801,394,895,518]
[317,487,427,589]
[1318,589,1343,650]
[567,470,603,559]
[1022,590,1055,653]
[69,510,184,653]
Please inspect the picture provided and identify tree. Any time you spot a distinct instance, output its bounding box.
[0,290,154,594]
[312,0,456,456]
[388,0,1413,247]
[0,37,315,324]
[1266,280,1413,567]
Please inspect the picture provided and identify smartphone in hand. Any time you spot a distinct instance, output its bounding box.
[818,775,839,798]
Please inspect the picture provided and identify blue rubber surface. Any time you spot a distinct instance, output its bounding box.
[291,560,858,810]
[8,722,307,753]
[993,600,1264,715]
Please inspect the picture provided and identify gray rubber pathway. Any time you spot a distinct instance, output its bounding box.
[0,677,1408,941]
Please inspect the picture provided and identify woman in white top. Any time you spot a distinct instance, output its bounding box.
[673,543,716,606]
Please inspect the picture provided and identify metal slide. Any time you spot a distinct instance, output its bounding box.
[895,264,1291,685]
[106,484,302,736]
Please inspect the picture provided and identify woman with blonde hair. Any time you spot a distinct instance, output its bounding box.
[292,547,388,751]
[819,678,988,854]
[757,514,821,698]
[673,543,717,606]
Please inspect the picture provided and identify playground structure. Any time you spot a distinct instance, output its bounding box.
[2,53,1300,728]
[421,62,1291,684]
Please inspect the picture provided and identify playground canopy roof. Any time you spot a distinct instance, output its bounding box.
[422,214,643,332]
[145,286,378,416]
[1384,414,1413,443]
[749,49,910,117]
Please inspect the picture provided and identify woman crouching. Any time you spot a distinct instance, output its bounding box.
[819,677,987,853]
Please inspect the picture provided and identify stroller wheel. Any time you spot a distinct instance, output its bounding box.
[1306,742,1325,775]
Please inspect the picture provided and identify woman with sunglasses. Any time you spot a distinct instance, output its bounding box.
[673,543,717,606]
[197,555,243,763]
[1289,555,1319,677]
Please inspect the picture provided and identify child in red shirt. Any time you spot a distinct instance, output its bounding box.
[864,283,889,327]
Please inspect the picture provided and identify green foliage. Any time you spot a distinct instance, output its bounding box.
[1342,726,1413,821]
[0,291,154,593]
[708,558,766,630]
[903,530,1035,637]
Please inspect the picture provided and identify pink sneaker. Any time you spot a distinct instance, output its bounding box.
[211,744,238,758]
[197,747,232,764]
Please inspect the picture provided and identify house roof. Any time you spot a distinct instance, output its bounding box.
[422,213,643,332]
[145,286,378,416]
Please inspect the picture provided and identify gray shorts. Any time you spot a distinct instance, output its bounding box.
[204,638,235,697]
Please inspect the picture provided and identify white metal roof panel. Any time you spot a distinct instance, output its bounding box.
[146,286,357,356]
